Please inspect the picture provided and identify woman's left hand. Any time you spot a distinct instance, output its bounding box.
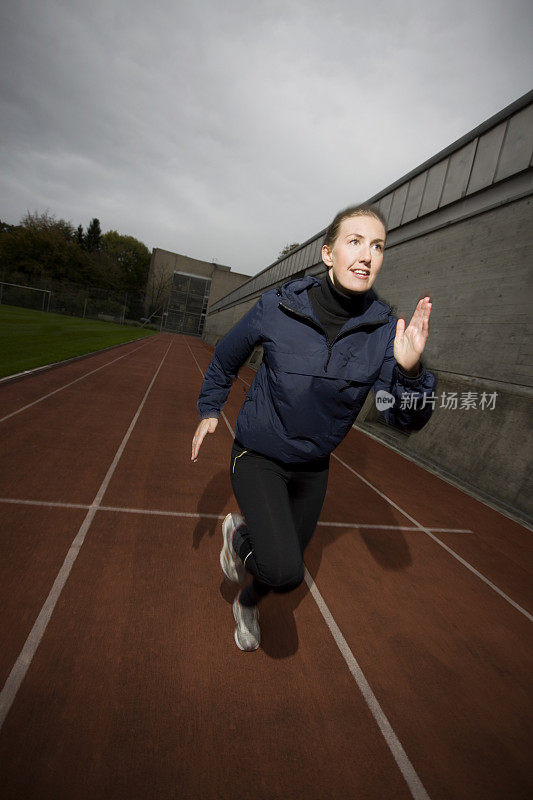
[394,296,432,374]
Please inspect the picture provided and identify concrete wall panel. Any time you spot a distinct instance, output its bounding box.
[388,184,409,229]
[495,105,533,180]
[375,197,533,385]
[358,371,533,521]
[440,141,477,206]
[314,237,324,264]
[303,242,313,269]
[419,160,448,215]
[377,193,394,224]
[467,123,506,193]
[402,173,427,223]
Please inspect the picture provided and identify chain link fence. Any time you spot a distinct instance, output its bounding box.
[0,273,149,327]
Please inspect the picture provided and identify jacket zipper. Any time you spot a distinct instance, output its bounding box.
[278,300,387,373]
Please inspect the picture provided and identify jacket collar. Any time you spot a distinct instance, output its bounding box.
[277,275,391,330]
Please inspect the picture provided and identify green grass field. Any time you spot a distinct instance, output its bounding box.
[0,304,157,379]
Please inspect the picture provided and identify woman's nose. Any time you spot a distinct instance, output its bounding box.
[360,246,371,263]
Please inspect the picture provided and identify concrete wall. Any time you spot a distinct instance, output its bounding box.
[359,370,531,522]
[355,195,532,523]
[368,197,532,385]
[202,299,256,347]
[208,269,252,310]
[201,92,533,524]
[150,248,217,280]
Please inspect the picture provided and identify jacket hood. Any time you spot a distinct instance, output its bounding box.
[276,274,392,324]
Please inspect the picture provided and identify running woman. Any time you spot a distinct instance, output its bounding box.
[191,204,435,651]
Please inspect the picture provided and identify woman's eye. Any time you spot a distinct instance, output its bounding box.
[373,243,383,251]
[349,239,359,245]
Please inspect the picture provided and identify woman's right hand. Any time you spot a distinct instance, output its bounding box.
[191,417,219,462]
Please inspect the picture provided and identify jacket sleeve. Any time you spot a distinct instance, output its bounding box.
[197,297,264,420]
[372,320,437,432]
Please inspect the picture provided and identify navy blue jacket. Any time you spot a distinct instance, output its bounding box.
[197,276,436,462]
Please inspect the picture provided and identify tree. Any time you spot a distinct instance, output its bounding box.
[0,212,92,283]
[85,218,102,252]
[0,210,152,306]
[278,242,300,258]
[101,231,151,293]
[145,263,173,316]
[21,210,74,241]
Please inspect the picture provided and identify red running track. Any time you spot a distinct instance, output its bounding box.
[0,333,531,800]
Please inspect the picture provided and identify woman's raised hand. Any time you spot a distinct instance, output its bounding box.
[191,417,219,462]
[393,296,432,373]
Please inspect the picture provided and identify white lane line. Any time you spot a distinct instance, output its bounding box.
[100,506,223,519]
[333,453,533,623]
[223,369,531,615]
[0,498,90,510]
[316,522,472,532]
[305,569,431,800]
[186,340,433,800]
[0,498,471,532]
[0,341,173,730]
[0,339,156,423]
[186,342,237,437]
[354,423,533,534]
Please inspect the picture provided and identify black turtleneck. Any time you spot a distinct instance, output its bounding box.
[307,271,371,345]
[307,272,423,377]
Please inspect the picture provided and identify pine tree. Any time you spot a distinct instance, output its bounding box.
[76,224,85,248]
[85,218,102,252]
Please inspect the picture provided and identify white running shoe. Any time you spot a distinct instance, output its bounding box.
[220,512,247,584]
[233,590,260,651]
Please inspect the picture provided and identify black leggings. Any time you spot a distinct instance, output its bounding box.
[229,439,330,604]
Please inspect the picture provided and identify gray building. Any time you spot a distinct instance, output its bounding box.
[145,249,250,337]
[203,90,533,524]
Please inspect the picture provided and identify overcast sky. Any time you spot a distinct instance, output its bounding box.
[1,0,532,275]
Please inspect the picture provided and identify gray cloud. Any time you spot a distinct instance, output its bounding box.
[1,0,532,274]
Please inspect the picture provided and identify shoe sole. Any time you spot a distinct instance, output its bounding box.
[220,547,242,583]
[234,628,260,651]
[221,513,246,584]
[233,599,260,651]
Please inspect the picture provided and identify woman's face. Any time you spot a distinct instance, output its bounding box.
[322,214,386,294]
